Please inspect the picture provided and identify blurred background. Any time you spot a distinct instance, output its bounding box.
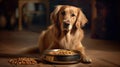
[0,0,120,40]
[0,0,120,67]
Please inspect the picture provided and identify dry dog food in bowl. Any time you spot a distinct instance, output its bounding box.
[48,49,76,55]
[8,57,37,65]
[43,49,81,64]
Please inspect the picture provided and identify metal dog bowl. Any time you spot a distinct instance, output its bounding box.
[42,49,81,64]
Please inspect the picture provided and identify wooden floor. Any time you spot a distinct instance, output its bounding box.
[0,30,120,67]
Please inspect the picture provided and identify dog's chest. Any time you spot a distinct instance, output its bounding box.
[58,33,77,49]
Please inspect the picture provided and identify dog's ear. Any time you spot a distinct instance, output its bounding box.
[76,8,88,28]
[50,5,63,24]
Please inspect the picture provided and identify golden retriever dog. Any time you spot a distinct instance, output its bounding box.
[38,5,92,63]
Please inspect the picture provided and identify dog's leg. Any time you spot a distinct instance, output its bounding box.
[77,42,92,64]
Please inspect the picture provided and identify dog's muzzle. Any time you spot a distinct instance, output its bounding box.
[63,19,73,31]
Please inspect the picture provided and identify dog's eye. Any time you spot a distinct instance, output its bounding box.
[61,11,65,16]
[71,14,75,17]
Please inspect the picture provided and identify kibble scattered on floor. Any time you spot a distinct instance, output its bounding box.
[8,57,37,65]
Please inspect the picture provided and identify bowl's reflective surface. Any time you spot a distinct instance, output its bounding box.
[43,49,81,64]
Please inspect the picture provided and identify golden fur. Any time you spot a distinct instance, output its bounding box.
[38,5,91,63]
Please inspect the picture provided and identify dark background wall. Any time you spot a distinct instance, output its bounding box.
[92,0,120,40]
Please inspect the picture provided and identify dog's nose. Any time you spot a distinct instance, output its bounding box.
[64,22,70,28]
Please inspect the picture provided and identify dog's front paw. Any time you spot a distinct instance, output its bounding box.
[80,56,92,64]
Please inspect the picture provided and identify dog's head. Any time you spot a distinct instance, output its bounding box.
[51,5,88,32]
